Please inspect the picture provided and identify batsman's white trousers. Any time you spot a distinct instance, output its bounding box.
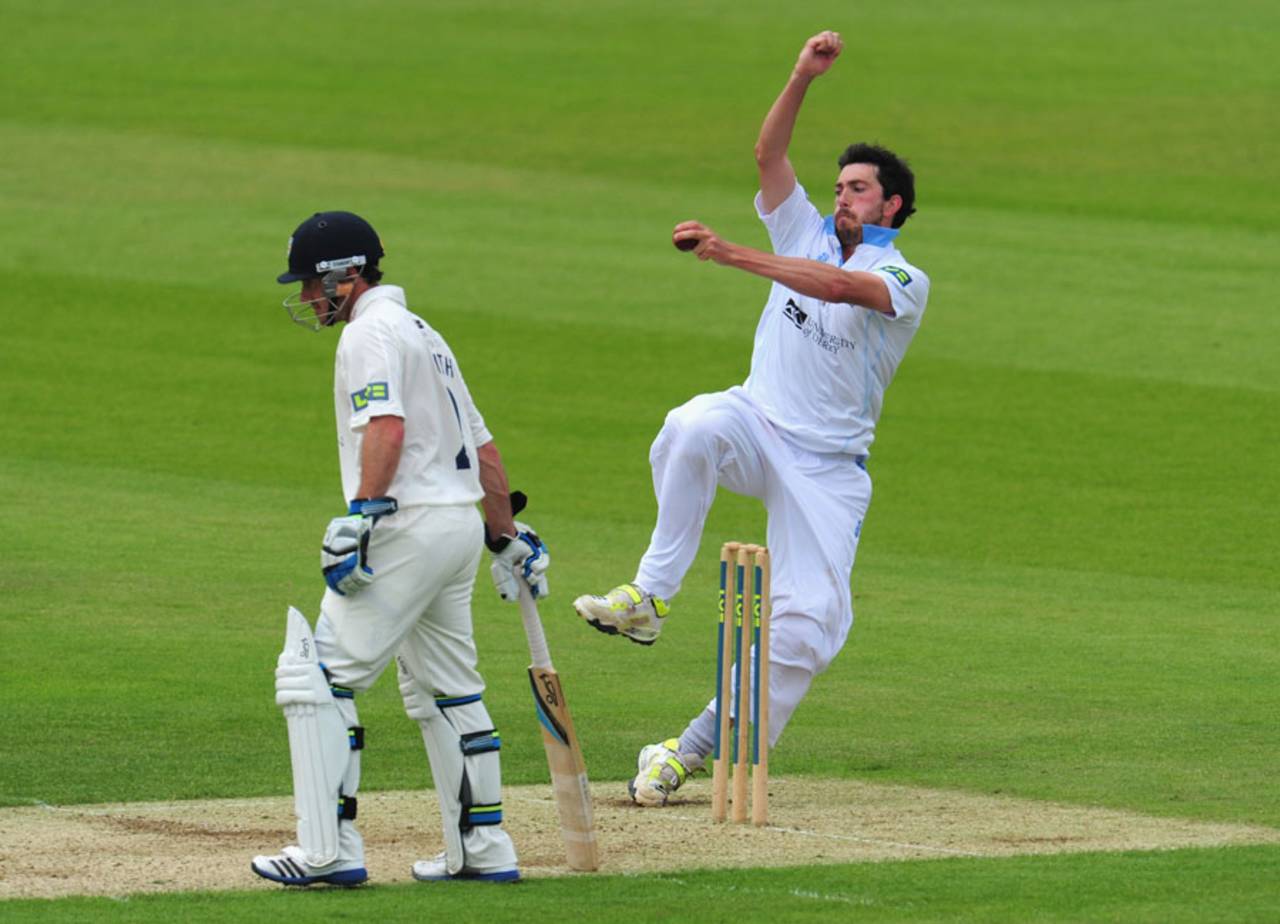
[314,504,486,696]
[635,387,871,680]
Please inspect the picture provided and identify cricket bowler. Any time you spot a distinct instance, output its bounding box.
[572,31,932,804]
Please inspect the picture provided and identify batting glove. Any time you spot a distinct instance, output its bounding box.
[486,521,550,601]
[322,497,398,596]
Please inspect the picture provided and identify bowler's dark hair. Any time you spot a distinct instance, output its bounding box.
[837,143,917,228]
[360,263,383,285]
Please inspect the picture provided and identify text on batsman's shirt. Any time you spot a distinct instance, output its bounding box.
[333,285,491,506]
[743,182,930,457]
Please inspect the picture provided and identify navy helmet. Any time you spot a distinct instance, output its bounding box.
[278,211,384,284]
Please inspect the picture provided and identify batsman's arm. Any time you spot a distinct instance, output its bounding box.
[673,222,893,315]
[476,440,516,540]
[478,450,548,601]
[756,31,844,213]
[354,415,404,498]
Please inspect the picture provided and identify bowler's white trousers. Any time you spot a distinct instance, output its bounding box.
[634,388,871,749]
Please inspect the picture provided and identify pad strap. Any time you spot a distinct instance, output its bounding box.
[460,730,501,755]
[436,693,483,709]
[458,727,503,829]
[338,794,358,820]
[464,803,503,826]
[321,665,356,700]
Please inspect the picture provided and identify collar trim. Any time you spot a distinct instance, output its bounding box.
[822,216,901,248]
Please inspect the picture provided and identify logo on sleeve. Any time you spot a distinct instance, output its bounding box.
[878,265,912,287]
[350,381,390,412]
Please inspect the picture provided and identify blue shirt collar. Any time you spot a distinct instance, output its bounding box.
[822,216,900,248]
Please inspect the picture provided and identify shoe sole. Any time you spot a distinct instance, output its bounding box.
[577,608,657,646]
[412,869,521,883]
[250,861,368,887]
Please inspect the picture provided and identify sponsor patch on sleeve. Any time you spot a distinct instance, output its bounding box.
[877,265,913,287]
[350,381,390,412]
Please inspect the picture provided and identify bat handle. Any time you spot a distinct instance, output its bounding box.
[518,582,554,670]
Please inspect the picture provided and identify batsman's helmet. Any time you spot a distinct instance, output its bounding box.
[277,211,384,284]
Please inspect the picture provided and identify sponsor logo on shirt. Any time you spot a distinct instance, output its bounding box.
[878,265,912,287]
[783,298,809,329]
[783,299,856,356]
[351,381,389,412]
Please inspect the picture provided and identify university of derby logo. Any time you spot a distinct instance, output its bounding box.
[783,298,809,330]
[782,298,856,356]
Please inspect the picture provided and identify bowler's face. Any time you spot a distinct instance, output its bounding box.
[833,163,890,231]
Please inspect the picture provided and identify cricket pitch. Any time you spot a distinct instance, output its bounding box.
[3,777,1277,899]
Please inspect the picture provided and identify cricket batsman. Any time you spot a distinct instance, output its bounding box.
[252,211,548,885]
[572,31,932,804]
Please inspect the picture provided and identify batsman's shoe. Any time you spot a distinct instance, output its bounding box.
[411,852,520,883]
[628,738,704,806]
[573,583,670,645]
[251,845,367,887]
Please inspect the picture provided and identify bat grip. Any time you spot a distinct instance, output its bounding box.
[518,583,553,670]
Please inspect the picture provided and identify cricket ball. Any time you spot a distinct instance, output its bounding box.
[674,237,697,251]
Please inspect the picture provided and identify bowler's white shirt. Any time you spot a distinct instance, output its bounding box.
[333,285,491,506]
[743,182,930,456]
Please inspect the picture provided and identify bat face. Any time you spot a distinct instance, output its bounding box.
[517,581,599,871]
[528,665,599,870]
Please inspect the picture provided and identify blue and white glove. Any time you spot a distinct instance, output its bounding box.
[322,497,398,596]
[486,521,550,601]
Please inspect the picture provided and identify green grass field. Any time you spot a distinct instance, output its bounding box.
[4,0,1278,919]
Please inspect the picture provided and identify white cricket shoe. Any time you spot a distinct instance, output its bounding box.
[251,845,367,887]
[628,738,704,806]
[411,851,520,883]
[573,583,670,645]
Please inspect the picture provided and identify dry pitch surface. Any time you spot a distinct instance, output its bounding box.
[4,777,1278,899]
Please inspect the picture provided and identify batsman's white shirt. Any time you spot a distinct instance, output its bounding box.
[334,285,491,507]
[319,284,493,693]
[744,182,929,457]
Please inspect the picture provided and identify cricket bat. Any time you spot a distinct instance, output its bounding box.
[517,582,600,871]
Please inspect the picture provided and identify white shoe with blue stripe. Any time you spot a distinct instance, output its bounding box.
[251,845,367,886]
